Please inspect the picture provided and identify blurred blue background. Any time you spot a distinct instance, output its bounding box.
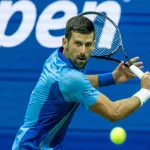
[0,0,150,149]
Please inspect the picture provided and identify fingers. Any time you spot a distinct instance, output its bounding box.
[118,61,124,68]
[134,62,144,70]
[126,57,140,65]
[130,56,139,63]
[125,57,144,72]
[134,61,143,66]
[114,61,125,71]
[138,66,144,69]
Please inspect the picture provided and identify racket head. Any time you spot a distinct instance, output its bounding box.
[79,11,123,58]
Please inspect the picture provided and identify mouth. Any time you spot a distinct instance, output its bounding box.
[77,57,87,62]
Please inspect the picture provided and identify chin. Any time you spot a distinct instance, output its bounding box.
[73,61,87,69]
[76,64,86,69]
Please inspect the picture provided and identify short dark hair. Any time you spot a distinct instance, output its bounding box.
[65,15,95,40]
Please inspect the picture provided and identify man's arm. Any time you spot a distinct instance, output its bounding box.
[90,72,150,122]
[87,57,143,88]
[86,75,98,88]
[90,93,141,122]
[60,70,150,122]
[87,73,115,88]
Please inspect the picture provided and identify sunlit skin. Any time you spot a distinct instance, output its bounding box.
[62,32,95,69]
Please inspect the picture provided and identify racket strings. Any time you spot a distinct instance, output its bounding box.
[83,14,121,56]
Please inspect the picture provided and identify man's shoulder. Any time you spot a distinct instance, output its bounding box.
[59,69,88,87]
[44,48,65,71]
[46,49,59,62]
[63,69,84,79]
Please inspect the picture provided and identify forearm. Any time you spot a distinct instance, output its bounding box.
[90,93,142,122]
[111,97,141,122]
[87,75,98,87]
[90,73,150,122]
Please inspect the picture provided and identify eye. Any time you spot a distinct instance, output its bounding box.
[75,41,82,47]
[85,43,92,47]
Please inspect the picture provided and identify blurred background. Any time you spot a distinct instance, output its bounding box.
[0,0,150,149]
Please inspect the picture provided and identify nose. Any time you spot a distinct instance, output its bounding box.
[80,45,86,54]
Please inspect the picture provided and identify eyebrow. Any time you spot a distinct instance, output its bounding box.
[74,40,93,43]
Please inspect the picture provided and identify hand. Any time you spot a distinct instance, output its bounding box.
[141,72,150,91]
[112,57,143,84]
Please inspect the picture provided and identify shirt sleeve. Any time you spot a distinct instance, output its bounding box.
[58,70,101,110]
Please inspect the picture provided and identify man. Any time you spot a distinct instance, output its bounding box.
[12,15,150,150]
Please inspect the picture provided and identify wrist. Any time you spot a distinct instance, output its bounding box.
[133,88,150,106]
[98,72,115,87]
[112,71,120,84]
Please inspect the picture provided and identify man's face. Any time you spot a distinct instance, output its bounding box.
[64,32,95,69]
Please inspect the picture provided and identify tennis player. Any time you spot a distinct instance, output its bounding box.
[12,15,150,150]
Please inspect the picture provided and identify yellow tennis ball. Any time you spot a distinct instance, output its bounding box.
[110,127,126,145]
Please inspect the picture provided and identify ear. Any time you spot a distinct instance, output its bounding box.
[62,37,68,50]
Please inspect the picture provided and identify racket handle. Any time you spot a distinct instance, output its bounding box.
[129,65,144,79]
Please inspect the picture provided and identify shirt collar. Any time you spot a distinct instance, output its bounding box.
[58,47,86,72]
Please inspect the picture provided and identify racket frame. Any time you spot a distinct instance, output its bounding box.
[79,11,132,67]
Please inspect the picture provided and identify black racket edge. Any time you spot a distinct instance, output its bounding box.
[79,11,119,29]
[91,56,129,68]
[79,11,122,40]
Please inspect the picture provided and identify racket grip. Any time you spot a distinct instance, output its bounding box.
[129,65,144,79]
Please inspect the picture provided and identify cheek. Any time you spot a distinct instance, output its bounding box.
[68,46,77,58]
[72,45,81,52]
[69,45,80,55]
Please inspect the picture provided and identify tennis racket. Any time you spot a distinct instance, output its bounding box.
[79,11,144,79]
